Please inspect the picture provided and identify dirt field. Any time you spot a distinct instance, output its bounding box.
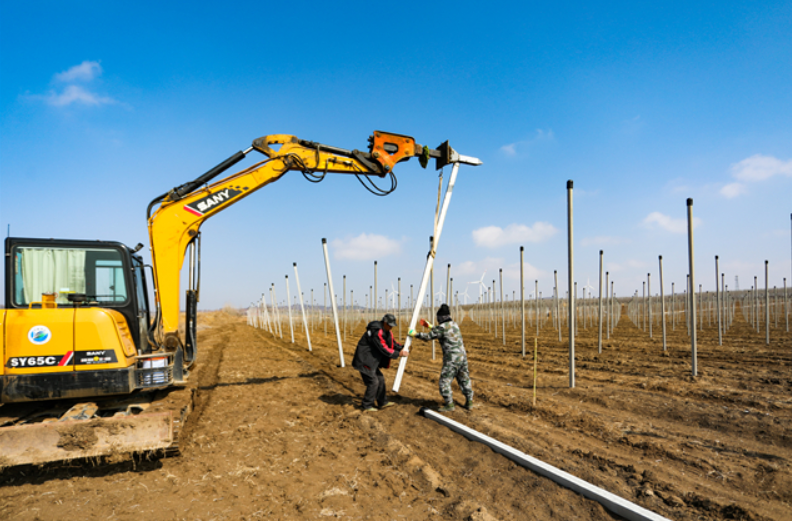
[1,305,790,520]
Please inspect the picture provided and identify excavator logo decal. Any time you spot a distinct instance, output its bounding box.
[183,188,243,217]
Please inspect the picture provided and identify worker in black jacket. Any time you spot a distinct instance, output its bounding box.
[352,313,408,412]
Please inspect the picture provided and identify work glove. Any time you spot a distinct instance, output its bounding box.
[407,329,417,337]
[419,318,434,328]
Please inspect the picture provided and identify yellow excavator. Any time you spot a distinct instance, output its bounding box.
[0,131,466,466]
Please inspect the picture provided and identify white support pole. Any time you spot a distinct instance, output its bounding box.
[659,256,667,352]
[430,237,436,360]
[393,162,462,392]
[285,275,295,343]
[521,246,525,358]
[293,263,312,352]
[598,250,603,354]
[374,261,378,319]
[648,273,652,338]
[765,260,770,345]
[322,238,345,367]
[715,256,722,345]
[687,198,697,377]
[398,277,402,338]
[500,269,506,345]
[567,180,575,388]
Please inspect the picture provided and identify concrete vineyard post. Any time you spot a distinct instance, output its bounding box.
[648,273,652,338]
[500,269,506,346]
[285,276,295,343]
[716,256,722,345]
[598,250,603,353]
[293,263,312,351]
[535,280,539,339]
[555,270,561,342]
[659,256,667,352]
[343,275,347,341]
[687,198,697,377]
[430,237,436,360]
[567,180,575,388]
[374,261,378,319]
[398,278,402,338]
[605,271,610,340]
[322,238,345,367]
[521,247,526,358]
[765,260,770,345]
[393,161,465,393]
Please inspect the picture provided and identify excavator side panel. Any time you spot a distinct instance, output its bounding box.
[3,309,75,375]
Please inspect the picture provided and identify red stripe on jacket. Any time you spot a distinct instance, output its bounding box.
[377,329,395,354]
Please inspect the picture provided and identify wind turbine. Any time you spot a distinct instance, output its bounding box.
[434,288,446,306]
[584,278,596,299]
[389,282,399,308]
[459,287,470,305]
[468,271,487,301]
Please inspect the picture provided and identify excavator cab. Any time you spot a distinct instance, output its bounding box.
[1,237,171,403]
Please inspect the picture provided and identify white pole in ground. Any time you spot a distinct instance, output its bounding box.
[446,263,451,309]
[343,275,347,341]
[687,198,697,377]
[535,280,539,338]
[605,271,610,340]
[500,269,506,346]
[393,162,463,392]
[567,180,575,388]
[521,246,525,358]
[430,237,436,360]
[598,250,603,354]
[715,256,722,345]
[374,261,378,319]
[398,277,402,339]
[293,263,312,351]
[272,284,283,339]
[765,260,770,345]
[285,275,295,343]
[648,273,653,338]
[555,270,561,342]
[322,238,345,367]
[659,256,667,352]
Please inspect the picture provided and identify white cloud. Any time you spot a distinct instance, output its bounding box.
[54,61,102,83]
[44,85,115,107]
[331,233,401,261]
[499,129,555,156]
[29,61,115,107]
[731,154,792,182]
[580,236,627,247]
[472,222,558,248]
[642,212,700,234]
[720,182,746,199]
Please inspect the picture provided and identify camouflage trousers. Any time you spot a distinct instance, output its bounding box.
[439,355,473,404]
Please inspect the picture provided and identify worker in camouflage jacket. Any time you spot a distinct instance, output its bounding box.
[409,304,474,412]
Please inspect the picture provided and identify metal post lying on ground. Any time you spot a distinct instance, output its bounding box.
[687,198,697,377]
[393,149,482,392]
[293,263,312,351]
[567,180,575,388]
[322,238,345,367]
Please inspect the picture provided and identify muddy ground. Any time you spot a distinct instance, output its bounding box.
[1,305,790,520]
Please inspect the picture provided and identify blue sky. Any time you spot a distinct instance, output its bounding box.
[1,1,790,310]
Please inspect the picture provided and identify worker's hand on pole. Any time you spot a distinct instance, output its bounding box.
[399,349,409,357]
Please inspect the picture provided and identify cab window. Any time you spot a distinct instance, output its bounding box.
[12,246,129,306]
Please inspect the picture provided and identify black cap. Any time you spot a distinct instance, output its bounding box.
[437,304,451,317]
[382,313,397,327]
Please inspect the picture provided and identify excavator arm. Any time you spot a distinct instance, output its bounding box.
[147,131,458,366]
